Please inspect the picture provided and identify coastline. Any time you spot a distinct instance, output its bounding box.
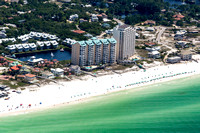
[1,60,200,117]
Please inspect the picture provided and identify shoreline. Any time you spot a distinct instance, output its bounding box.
[1,73,198,118]
[1,60,200,117]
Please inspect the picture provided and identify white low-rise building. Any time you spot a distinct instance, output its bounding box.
[36,41,45,49]
[180,50,192,60]
[146,46,161,52]
[0,31,7,38]
[51,68,64,76]
[167,56,181,63]
[105,29,113,34]
[29,31,36,38]
[18,35,30,43]
[70,65,81,75]
[35,33,42,39]
[91,14,98,22]
[7,45,16,53]
[21,43,30,52]
[103,18,111,22]
[63,38,76,44]
[42,71,55,79]
[176,41,188,48]
[44,41,51,49]
[15,44,23,52]
[42,33,48,40]
[176,30,187,36]
[85,4,92,7]
[50,40,58,48]
[49,35,58,40]
[0,38,16,44]
[69,14,79,21]
[146,27,155,32]
[192,40,200,45]
[29,43,37,51]
[148,51,160,59]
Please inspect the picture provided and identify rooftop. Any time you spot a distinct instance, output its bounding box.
[92,39,102,45]
[149,51,160,55]
[78,41,87,46]
[168,56,181,59]
[108,38,117,44]
[25,74,36,78]
[72,30,85,34]
[118,24,131,30]
[100,39,109,45]
[17,75,25,78]
[85,40,94,46]
[10,66,19,71]
[181,50,191,55]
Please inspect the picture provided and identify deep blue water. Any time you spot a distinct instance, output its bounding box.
[16,50,71,61]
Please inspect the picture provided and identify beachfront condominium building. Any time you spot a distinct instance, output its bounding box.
[93,39,102,65]
[71,38,117,66]
[113,24,136,61]
[85,40,95,66]
[101,39,110,64]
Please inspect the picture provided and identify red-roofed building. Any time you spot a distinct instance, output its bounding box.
[53,59,59,64]
[72,30,85,34]
[173,14,185,21]
[7,60,13,64]
[97,14,103,18]
[161,9,166,12]
[49,62,54,65]
[8,17,13,20]
[17,75,25,80]
[101,13,108,18]
[10,65,20,75]
[2,62,8,66]
[107,1,113,4]
[174,18,181,21]
[97,13,108,18]
[144,20,156,25]
[25,74,36,82]
[145,42,156,47]
[32,67,41,73]
[53,59,57,62]
[17,64,22,68]
[10,66,20,71]
[0,56,6,62]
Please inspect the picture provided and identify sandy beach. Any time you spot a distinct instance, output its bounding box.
[1,56,200,117]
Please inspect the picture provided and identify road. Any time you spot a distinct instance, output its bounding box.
[156,27,178,62]
[156,27,166,44]
[76,24,80,30]
[113,18,124,25]
[98,32,106,38]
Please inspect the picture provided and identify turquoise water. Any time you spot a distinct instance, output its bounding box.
[1,75,200,132]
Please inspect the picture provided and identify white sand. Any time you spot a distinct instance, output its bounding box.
[1,59,200,117]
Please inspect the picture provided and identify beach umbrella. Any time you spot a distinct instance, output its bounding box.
[29,104,31,106]
[40,102,42,104]
[20,104,22,106]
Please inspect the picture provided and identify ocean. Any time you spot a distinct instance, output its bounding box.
[0,75,200,133]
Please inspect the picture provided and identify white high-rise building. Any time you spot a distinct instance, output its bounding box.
[113,24,136,61]
[71,38,117,66]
